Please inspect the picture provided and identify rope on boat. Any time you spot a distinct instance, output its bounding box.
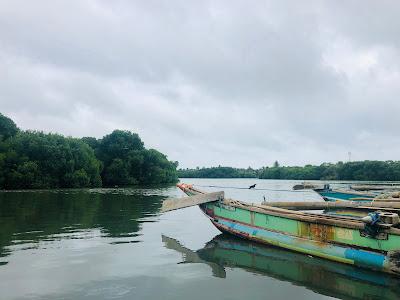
[192,184,316,193]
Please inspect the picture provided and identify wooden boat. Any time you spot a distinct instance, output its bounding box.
[313,184,400,203]
[162,183,400,276]
[163,234,400,299]
[314,185,377,202]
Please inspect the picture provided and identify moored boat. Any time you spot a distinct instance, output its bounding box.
[314,184,377,202]
[313,184,400,203]
[162,183,400,276]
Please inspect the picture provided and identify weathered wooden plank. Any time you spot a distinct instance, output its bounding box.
[262,201,400,210]
[161,191,224,212]
[374,198,400,202]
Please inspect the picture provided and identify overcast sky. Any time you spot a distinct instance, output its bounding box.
[1,1,400,168]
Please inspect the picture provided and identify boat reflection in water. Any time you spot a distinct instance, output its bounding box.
[162,234,400,300]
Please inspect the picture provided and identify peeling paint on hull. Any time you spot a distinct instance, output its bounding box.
[200,203,400,276]
[211,216,386,271]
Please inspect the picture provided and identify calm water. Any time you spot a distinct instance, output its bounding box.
[0,179,399,300]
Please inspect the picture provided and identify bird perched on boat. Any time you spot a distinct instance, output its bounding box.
[249,184,256,189]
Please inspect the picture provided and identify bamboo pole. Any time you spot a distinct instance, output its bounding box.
[374,198,400,202]
[261,201,400,210]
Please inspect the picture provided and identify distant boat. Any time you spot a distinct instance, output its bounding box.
[313,184,400,203]
[162,183,400,276]
[314,184,377,202]
[163,234,400,300]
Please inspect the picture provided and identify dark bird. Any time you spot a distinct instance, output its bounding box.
[249,184,256,189]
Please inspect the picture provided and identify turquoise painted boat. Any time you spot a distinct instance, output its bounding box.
[163,234,400,299]
[314,185,400,206]
[170,183,400,276]
[314,184,378,202]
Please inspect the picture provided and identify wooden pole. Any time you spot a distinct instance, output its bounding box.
[261,201,400,210]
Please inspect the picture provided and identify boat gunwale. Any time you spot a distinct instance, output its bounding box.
[315,188,378,197]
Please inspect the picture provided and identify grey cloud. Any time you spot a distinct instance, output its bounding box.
[1,0,400,168]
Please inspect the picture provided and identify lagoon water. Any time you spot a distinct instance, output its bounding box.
[0,179,399,300]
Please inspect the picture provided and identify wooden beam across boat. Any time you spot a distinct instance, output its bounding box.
[262,201,400,211]
[161,191,224,212]
[374,198,400,202]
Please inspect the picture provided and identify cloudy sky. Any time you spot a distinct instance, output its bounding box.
[1,1,400,168]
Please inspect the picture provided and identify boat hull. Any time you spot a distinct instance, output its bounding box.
[317,190,376,202]
[200,203,400,275]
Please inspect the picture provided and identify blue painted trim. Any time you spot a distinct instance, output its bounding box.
[216,240,390,286]
[216,218,387,271]
[345,248,386,268]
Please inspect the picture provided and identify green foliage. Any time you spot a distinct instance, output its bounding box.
[81,137,100,151]
[180,161,400,181]
[178,166,258,178]
[96,131,178,186]
[0,114,178,189]
[103,158,135,186]
[97,130,144,165]
[259,161,400,181]
[0,131,102,189]
[0,113,19,141]
[140,149,179,184]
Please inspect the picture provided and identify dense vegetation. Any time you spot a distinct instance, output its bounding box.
[259,161,400,181]
[179,160,400,181]
[83,130,178,186]
[178,166,258,178]
[0,113,178,189]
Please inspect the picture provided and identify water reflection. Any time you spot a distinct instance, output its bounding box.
[2,180,400,300]
[0,188,169,260]
[163,234,400,300]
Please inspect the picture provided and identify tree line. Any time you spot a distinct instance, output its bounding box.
[179,160,400,181]
[178,166,258,178]
[0,113,178,189]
